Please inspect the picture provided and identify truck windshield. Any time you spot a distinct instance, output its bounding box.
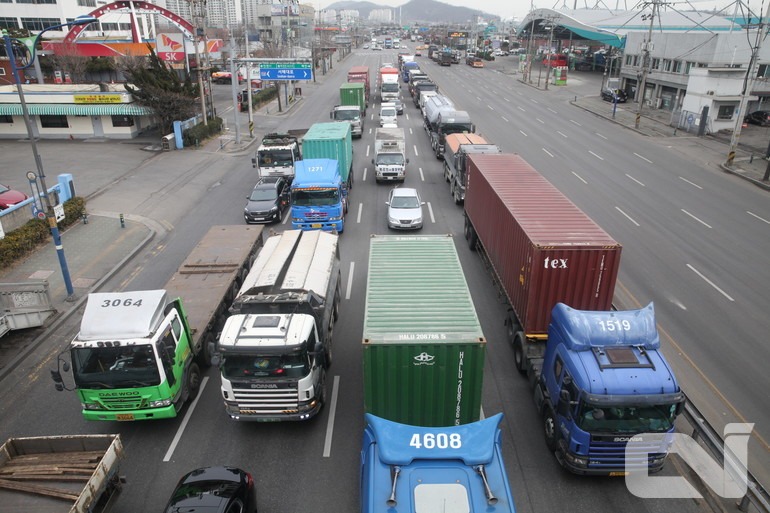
[258,149,294,167]
[292,188,340,206]
[334,110,360,121]
[441,123,473,135]
[577,403,678,433]
[376,153,405,165]
[71,344,161,388]
[222,353,310,379]
[381,83,399,93]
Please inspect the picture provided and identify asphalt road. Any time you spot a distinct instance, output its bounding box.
[0,47,765,513]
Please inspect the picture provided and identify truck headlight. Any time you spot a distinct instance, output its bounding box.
[329,216,341,221]
[82,402,101,410]
[564,452,588,467]
[149,399,172,408]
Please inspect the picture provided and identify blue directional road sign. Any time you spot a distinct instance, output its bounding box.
[260,62,313,81]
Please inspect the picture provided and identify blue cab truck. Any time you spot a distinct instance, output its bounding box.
[402,61,419,82]
[536,303,685,475]
[291,158,345,233]
[361,413,516,513]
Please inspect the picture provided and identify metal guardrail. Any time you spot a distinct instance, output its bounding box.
[681,394,770,513]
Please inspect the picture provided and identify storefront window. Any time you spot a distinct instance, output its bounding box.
[40,115,68,128]
[717,105,735,120]
[112,115,135,127]
[0,115,12,123]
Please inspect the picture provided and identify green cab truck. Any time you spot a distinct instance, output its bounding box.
[340,82,366,114]
[363,235,485,426]
[332,83,367,138]
[52,225,264,421]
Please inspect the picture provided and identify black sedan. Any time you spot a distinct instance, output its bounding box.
[600,87,628,103]
[164,466,257,513]
[744,110,770,126]
[244,176,289,224]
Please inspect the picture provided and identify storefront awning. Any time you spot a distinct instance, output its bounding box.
[0,103,155,116]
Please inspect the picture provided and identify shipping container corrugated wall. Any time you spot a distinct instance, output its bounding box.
[363,235,485,427]
[465,153,621,336]
[302,122,353,183]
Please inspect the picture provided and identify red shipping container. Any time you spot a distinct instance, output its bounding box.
[347,65,370,98]
[464,153,621,336]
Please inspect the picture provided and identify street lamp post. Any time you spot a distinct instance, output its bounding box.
[2,15,96,300]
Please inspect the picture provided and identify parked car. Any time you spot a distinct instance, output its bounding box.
[164,466,257,513]
[600,87,628,103]
[386,187,424,230]
[244,176,289,224]
[744,110,770,126]
[0,183,28,210]
[363,44,370,49]
[542,53,568,67]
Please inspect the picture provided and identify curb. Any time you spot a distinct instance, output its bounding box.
[720,162,770,190]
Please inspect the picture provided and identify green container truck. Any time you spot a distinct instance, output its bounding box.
[340,82,367,113]
[302,122,354,190]
[363,235,486,427]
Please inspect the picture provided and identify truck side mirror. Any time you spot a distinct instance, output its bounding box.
[406,158,410,164]
[211,354,221,366]
[251,158,257,168]
[372,159,375,164]
[471,124,476,133]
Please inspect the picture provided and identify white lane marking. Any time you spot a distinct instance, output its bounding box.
[323,376,341,457]
[357,203,363,223]
[531,99,539,104]
[413,145,419,156]
[686,264,735,301]
[409,127,413,135]
[588,150,604,160]
[543,148,554,158]
[282,208,290,225]
[556,131,568,138]
[488,105,494,110]
[626,174,646,186]
[596,132,608,140]
[363,167,367,181]
[572,171,587,184]
[164,377,209,462]
[345,262,355,300]
[536,118,544,124]
[502,116,509,123]
[519,130,528,137]
[548,107,557,113]
[366,145,370,157]
[634,152,653,164]
[427,202,435,223]
[504,97,510,102]
[615,207,640,226]
[517,106,526,112]
[681,209,712,228]
[747,211,770,224]
[405,113,409,120]
[476,96,482,101]
[419,167,425,181]
[570,119,582,126]
[679,176,703,189]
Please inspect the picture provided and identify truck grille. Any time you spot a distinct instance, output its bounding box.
[232,388,299,413]
[99,397,147,410]
[588,435,668,470]
[304,212,328,221]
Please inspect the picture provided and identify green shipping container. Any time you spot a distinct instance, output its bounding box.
[302,122,353,188]
[363,235,486,427]
[340,82,366,113]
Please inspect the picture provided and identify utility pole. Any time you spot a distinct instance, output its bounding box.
[545,21,555,91]
[726,1,770,167]
[635,0,657,129]
[188,0,208,125]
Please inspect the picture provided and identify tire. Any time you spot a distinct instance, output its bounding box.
[452,183,462,205]
[324,323,333,368]
[464,216,478,250]
[543,408,559,452]
[332,287,340,323]
[197,332,214,368]
[443,163,450,182]
[513,332,527,374]
[186,362,201,403]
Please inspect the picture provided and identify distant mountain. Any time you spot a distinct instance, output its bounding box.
[326,0,499,24]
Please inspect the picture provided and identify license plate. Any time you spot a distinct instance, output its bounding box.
[609,471,628,477]
[116,414,135,421]
[311,223,322,228]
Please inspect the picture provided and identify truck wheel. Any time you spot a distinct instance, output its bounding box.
[332,289,340,323]
[325,324,333,368]
[543,409,559,452]
[443,163,450,182]
[464,217,478,250]
[197,333,214,368]
[513,332,527,374]
[187,362,201,403]
[453,183,462,205]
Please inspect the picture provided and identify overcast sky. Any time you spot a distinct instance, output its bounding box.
[315,0,759,23]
